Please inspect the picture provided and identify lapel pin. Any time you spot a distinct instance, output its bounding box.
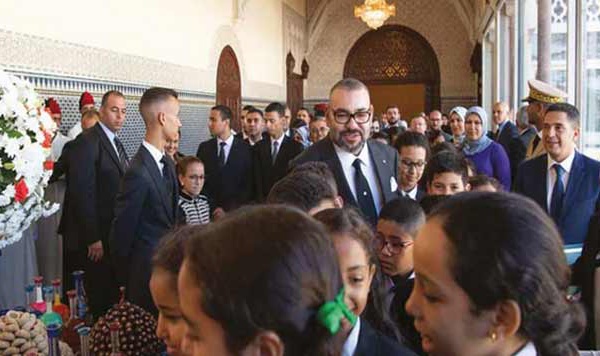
[382,160,387,164]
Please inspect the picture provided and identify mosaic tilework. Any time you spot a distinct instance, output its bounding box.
[41,94,212,158]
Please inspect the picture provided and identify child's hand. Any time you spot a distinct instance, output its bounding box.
[213,207,226,221]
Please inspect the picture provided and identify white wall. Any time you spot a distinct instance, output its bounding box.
[0,0,304,100]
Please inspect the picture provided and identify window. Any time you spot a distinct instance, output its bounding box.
[582,0,600,158]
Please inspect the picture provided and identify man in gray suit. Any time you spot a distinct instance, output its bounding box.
[292,78,399,225]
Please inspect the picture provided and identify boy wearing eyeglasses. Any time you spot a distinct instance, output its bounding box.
[393,132,430,201]
[376,197,426,354]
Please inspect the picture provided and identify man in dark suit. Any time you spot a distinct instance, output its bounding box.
[428,110,452,142]
[508,106,537,180]
[514,103,600,262]
[292,78,399,226]
[234,105,254,141]
[60,90,128,318]
[253,102,304,201]
[242,108,268,146]
[110,87,181,314]
[492,101,519,156]
[196,105,252,217]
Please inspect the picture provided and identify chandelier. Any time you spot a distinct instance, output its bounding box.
[354,0,396,29]
[354,0,396,30]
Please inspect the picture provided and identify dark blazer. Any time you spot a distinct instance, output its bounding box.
[292,138,399,216]
[390,276,423,355]
[355,319,416,356]
[572,213,600,349]
[196,136,252,211]
[495,120,519,152]
[59,123,125,316]
[60,123,125,251]
[514,152,600,246]
[508,127,537,180]
[253,135,304,201]
[110,144,178,314]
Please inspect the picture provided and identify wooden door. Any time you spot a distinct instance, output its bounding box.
[286,52,309,118]
[216,46,242,131]
[368,84,426,119]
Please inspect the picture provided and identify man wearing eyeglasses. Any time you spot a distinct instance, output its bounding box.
[292,78,399,226]
[393,131,429,201]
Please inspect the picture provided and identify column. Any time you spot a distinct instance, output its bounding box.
[537,0,552,82]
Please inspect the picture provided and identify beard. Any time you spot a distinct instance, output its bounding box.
[333,129,366,155]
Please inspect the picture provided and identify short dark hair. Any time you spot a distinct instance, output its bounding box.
[298,107,310,113]
[265,102,286,118]
[139,87,178,113]
[430,141,458,156]
[291,162,338,196]
[246,107,263,118]
[177,156,204,176]
[242,105,255,112]
[329,78,369,96]
[430,192,585,355]
[423,151,469,186]
[545,102,580,128]
[310,114,326,123]
[419,194,450,215]
[211,105,232,121]
[266,172,335,212]
[394,132,430,158]
[371,132,391,145]
[468,174,501,191]
[152,225,200,287]
[378,198,425,237]
[184,205,344,354]
[101,90,125,107]
[386,105,399,111]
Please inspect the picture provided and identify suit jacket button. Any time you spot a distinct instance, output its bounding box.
[383,160,387,164]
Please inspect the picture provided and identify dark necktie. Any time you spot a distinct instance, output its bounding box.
[218,141,226,168]
[160,155,173,197]
[352,158,378,225]
[272,141,279,165]
[550,164,565,222]
[532,135,541,152]
[114,136,129,170]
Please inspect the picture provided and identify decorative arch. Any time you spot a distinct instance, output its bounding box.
[343,25,441,111]
[216,45,242,131]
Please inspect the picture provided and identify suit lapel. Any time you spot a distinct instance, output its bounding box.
[533,156,549,211]
[561,152,584,219]
[322,139,357,206]
[140,146,172,219]
[368,141,392,202]
[94,123,123,174]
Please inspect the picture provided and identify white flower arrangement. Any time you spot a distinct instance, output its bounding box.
[0,69,60,249]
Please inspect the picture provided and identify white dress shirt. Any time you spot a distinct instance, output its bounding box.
[98,121,120,158]
[271,133,285,158]
[546,150,575,210]
[333,143,383,213]
[142,140,165,176]
[401,185,418,201]
[51,132,71,161]
[216,134,235,164]
[341,317,361,356]
[514,342,537,356]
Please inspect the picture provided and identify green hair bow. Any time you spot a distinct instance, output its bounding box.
[316,288,358,335]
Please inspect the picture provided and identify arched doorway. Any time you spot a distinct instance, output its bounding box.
[286,52,309,118]
[216,46,242,131]
[344,25,440,118]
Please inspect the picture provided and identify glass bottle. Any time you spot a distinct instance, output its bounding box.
[61,290,83,352]
[77,326,91,356]
[109,321,125,356]
[31,276,46,314]
[72,270,88,321]
[25,284,34,313]
[51,279,69,323]
[47,323,62,356]
[41,286,63,327]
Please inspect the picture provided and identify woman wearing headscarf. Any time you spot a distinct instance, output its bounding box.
[448,106,467,148]
[462,106,511,190]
